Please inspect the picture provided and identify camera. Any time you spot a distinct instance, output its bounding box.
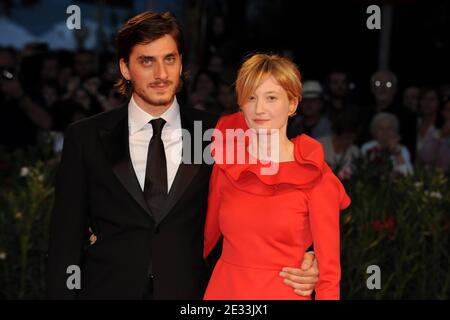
[1,68,15,81]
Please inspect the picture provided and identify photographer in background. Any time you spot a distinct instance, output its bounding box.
[0,47,53,151]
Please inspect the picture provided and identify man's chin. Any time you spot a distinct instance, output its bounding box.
[138,92,174,108]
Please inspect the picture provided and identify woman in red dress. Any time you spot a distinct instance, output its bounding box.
[203,53,351,300]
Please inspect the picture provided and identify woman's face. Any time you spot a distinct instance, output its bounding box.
[241,76,296,134]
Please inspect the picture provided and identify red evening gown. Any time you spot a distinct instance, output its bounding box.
[203,112,351,300]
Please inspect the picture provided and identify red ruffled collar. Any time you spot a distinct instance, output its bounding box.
[211,112,325,194]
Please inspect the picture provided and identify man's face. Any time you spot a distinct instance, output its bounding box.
[328,72,347,98]
[402,87,420,112]
[120,34,182,108]
[371,71,397,104]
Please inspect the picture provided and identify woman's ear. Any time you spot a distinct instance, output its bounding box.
[119,58,131,81]
[289,97,299,116]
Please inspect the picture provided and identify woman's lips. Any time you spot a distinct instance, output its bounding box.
[253,119,270,124]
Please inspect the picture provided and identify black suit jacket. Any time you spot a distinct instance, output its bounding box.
[46,103,218,299]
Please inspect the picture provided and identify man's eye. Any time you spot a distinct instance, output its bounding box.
[142,58,152,65]
[165,56,175,64]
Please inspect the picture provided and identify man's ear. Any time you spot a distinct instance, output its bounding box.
[119,58,131,81]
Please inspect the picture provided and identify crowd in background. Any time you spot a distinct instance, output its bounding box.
[1,13,449,177]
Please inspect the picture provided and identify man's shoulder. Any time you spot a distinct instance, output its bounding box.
[66,106,127,135]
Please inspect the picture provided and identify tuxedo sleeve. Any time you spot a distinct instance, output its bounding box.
[308,170,350,300]
[46,124,88,299]
[203,165,222,259]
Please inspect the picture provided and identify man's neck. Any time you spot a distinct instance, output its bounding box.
[132,93,174,117]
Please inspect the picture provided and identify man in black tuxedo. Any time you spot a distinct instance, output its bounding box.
[46,11,318,300]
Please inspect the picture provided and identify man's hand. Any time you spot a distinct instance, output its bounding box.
[280,252,319,296]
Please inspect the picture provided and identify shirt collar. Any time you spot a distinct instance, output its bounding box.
[128,95,180,135]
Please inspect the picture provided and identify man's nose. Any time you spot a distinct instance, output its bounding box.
[154,61,168,80]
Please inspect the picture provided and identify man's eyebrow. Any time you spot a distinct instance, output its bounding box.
[137,55,154,60]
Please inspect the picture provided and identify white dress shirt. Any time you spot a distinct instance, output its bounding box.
[128,96,183,192]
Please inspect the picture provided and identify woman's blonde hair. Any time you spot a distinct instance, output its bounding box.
[235,53,302,107]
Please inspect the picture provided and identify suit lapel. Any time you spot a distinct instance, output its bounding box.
[98,106,152,218]
[157,108,203,224]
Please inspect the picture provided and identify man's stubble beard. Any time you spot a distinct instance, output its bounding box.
[132,78,182,108]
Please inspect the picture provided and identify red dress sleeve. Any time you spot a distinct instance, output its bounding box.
[203,164,222,259]
[308,166,351,300]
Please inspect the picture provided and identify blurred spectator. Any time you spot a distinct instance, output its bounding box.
[402,86,420,113]
[358,70,417,160]
[216,81,238,114]
[361,112,413,176]
[188,69,221,114]
[0,47,53,150]
[288,80,331,139]
[417,88,441,151]
[74,50,96,80]
[417,98,450,172]
[318,112,360,179]
[323,70,357,123]
[206,15,235,59]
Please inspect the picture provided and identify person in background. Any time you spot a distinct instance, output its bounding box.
[361,112,414,176]
[287,80,331,139]
[318,112,360,180]
[323,70,356,123]
[417,88,441,152]
[417,98,450,173]
[402,86,420,113]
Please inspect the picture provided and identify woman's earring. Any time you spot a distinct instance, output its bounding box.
[126,79,131,84]
[289,111,297,118]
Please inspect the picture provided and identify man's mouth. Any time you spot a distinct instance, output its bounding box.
[149,82,171,89]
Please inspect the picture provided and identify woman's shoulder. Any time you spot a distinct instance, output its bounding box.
[291,134,325,168]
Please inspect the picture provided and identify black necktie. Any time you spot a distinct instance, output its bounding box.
[144,118,167,221]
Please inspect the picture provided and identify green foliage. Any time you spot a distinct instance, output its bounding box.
[341,156,450,299]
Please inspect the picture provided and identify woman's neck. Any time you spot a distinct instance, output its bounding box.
[248,130,294,162]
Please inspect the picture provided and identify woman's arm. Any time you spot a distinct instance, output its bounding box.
[308,169,350,300]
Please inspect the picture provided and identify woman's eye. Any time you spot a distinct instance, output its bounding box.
[267,96,277,101]
[248,96,256,101]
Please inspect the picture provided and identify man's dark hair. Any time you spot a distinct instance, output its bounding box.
[115,11,183,96]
